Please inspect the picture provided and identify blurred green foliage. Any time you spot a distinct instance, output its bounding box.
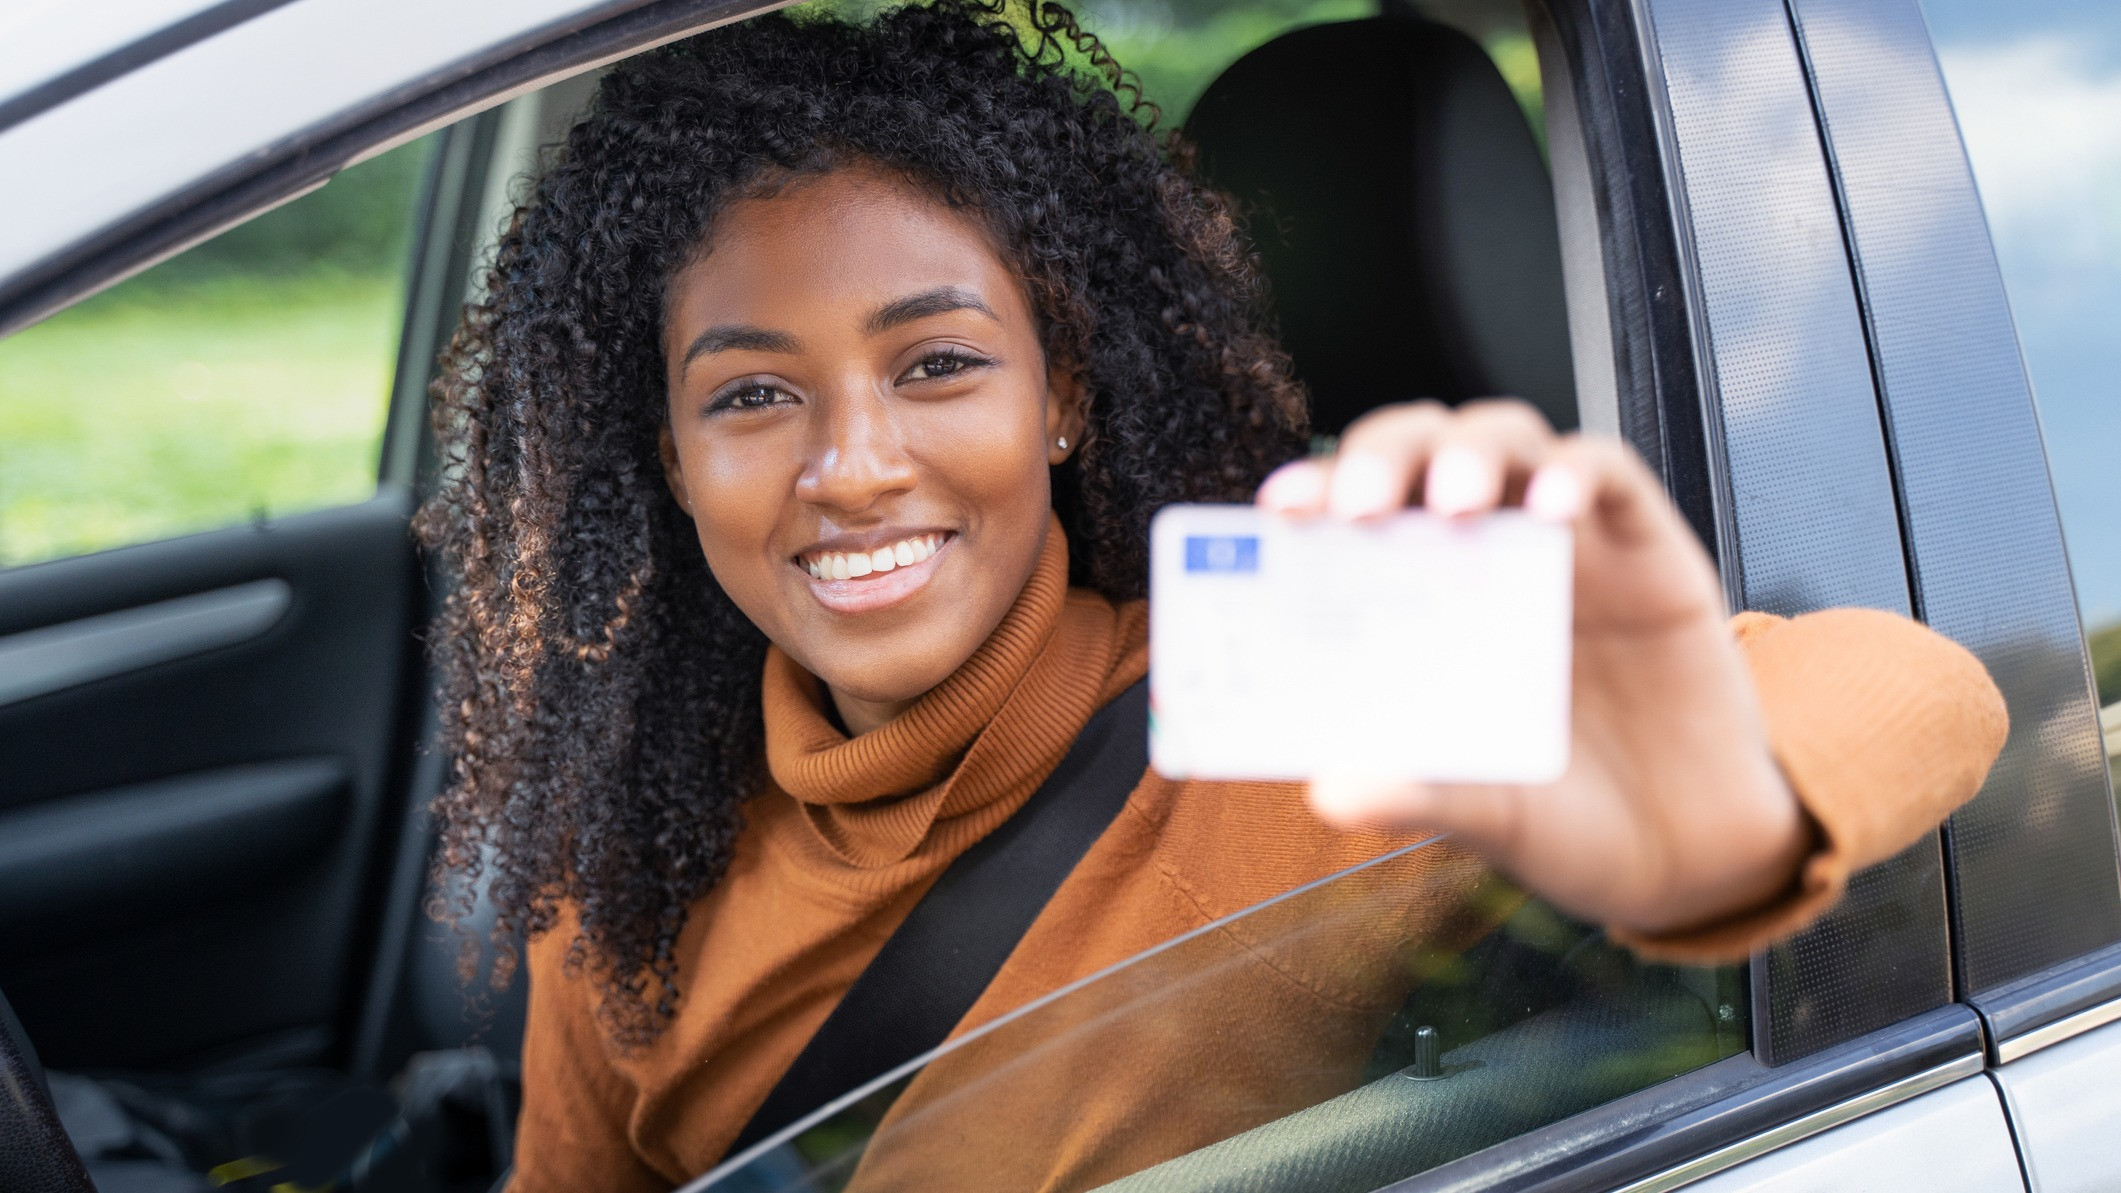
[2090,620,2121,709]
[0,138,431,566]
[141,140,432,286]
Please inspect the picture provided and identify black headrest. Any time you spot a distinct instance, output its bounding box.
[1186,16,1577,436]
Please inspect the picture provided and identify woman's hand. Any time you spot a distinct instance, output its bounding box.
[1257,399,1811,939]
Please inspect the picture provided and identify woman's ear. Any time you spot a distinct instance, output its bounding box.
[658,426,696,518]
[1046,368,1088,465]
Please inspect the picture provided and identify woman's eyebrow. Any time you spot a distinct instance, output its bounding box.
[867,286,997,334]
[682,324,801,371]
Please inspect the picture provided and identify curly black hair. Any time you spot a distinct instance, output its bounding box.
[415,0,1309,1044]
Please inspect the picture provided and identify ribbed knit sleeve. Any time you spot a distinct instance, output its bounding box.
[1609,607,2008,963]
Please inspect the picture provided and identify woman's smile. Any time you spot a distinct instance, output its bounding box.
[795,529,957,614]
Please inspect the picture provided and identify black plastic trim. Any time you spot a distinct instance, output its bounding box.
[0,0,301,138]
[1531,0,1714,552]
[0,0,780,340]
[1378,1005,1982,1192]
[380,111,505,492]
[1970,940,2121,1061]
[0,759,352,954]
[0,579,291,708]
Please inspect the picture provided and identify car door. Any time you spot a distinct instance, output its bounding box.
[0,0,771,1081]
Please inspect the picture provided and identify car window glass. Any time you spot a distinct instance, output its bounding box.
[696,838,1744,1193]
[1921,0,2121,788]
[0,135,433,567]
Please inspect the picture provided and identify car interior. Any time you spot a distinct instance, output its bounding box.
[0,3,1745,1191]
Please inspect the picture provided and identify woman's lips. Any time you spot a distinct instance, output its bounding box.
[797,532,955,614]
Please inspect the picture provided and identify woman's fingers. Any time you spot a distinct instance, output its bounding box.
[1256,398,1565,518]
[1327,400,1455,516]
[1310,773,1530,855]
[1257,457,1331,514]
[1532,434,1685,548]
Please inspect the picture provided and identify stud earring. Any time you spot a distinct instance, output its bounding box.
[1056,436,1068,451]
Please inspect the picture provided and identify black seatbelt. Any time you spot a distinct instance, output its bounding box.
[725,678,1150,1158]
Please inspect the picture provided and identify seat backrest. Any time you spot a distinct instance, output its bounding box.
[1185,14,1576,436]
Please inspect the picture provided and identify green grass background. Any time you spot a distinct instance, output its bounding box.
[0,273,403,565]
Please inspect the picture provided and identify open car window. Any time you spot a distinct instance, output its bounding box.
[695,837,1743,1193]
[0,135,431,566]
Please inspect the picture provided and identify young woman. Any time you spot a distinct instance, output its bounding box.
[416,3,2008,1188]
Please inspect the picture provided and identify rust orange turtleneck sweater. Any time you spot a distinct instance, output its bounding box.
[511,523,2007,1192]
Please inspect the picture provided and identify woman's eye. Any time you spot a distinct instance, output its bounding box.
[899,350,990,383]
[707,381,793,413]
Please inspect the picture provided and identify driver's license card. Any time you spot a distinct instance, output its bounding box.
[1149,505,1573,784]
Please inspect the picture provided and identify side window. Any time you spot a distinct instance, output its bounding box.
[0,137,434,568]
[1922,1,2121,789]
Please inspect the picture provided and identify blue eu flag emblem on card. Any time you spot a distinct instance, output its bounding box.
[1185,535,1258,573]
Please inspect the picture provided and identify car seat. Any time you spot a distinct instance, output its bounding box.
[1183,9,1577,435]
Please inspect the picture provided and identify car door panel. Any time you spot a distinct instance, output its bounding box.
[1991,1016,2121,1193]
[0,493,418,1069]
[1680,1075,2024,1192]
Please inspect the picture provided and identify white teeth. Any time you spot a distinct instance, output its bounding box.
[805,534,947,580]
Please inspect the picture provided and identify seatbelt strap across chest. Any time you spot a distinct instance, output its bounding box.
[725,678,1151,1157]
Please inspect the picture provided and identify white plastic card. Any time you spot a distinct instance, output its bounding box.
[1148,504,1573,784]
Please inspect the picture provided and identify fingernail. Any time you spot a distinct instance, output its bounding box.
[1258,461,1328,512]
[1309,775,1377,824]
[1425,447,1495,516]
[1328,453,1401,517]
[1526,464,1587,522]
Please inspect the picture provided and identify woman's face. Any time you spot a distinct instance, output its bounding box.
[661,166,1082,731]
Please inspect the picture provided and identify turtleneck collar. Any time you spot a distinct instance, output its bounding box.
[760,516,1146,870]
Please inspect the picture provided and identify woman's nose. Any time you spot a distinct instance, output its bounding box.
[794,388,915,513]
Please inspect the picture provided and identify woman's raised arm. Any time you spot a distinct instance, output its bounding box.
[1256,398,2007,957]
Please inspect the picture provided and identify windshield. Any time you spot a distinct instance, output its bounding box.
[691,835,1743,1193]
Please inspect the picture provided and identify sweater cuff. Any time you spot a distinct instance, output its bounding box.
[1609,608,2007,966]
